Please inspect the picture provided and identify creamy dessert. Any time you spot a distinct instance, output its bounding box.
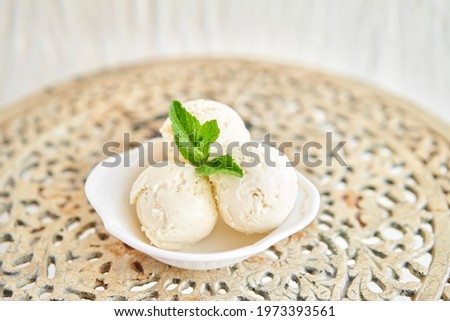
[130,99,298,250]
[210,144,298,234]
[160,99,251,150]
[130,161,218,250]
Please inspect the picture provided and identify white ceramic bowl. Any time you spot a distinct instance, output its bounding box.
[85,138,320,270]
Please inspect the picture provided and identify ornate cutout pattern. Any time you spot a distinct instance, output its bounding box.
[0,60,449,300]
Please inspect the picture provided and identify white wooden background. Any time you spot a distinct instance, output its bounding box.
[0,0,449,123]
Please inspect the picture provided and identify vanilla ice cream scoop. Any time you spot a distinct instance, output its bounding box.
[160,99,251,153]
[130,161,218,250]
[210,143,298,234]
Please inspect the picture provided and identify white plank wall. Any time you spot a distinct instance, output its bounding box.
[0,0,449,123]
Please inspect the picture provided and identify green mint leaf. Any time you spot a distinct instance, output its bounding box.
[197,119,220,160]
[198,119,220,143]
[196,154,244,177]
[169,100,204,165]
[169,100,243,178]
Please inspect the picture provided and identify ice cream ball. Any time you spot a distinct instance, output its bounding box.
[130,161,218,250]
[209,143,298,234]
[160,99,251,155]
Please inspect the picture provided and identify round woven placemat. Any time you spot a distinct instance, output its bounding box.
[0,59,449,301]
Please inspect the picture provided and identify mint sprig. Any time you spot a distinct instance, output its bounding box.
[196,154,244,177]
[169,100,243,177]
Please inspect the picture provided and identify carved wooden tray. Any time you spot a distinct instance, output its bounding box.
[0,59,449,301]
